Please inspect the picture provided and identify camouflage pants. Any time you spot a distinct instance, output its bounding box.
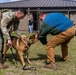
[0,29,4,60]
[46,26,75,63]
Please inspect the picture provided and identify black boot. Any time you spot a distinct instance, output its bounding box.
[0,47,8,69]
[0,61,8,69]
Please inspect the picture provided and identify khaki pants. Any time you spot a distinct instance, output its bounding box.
[46,26,75,63]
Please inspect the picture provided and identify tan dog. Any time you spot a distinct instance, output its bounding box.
[3,34,38,68]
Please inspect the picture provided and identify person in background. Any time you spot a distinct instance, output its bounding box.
[28,19,33,33]
[38,12,75,70]
[0,8,27,69]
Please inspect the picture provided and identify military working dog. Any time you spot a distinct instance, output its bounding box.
[3,34,38,68]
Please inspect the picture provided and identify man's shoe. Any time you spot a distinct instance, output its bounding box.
[44,63,58,70]
[59,57,69,62]
[0,62,8,69]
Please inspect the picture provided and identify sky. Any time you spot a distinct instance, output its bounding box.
[0,0,76,3]
[0,0,22,3]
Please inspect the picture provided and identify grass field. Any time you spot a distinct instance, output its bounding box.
[0,33,76,75]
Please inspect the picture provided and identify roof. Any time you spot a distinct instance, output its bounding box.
[0,0,76,8]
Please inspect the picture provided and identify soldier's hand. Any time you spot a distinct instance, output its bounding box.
[20,34,27,39]
[7,39,12,48]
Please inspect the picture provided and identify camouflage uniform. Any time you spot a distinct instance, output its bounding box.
[0,10,20,59]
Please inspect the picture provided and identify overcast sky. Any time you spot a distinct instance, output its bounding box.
[0,0,22,3]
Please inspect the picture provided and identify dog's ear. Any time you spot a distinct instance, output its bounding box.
[35,34,38,39]
[29,34,35,39]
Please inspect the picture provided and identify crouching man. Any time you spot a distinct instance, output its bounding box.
[38,12,75,70]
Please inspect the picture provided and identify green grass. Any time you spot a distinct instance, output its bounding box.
[1,33,76,75]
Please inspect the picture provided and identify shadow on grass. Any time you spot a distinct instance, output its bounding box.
[30,54,63,63]
[4,53,20,65]
[55,55,63,62]
[4,53,64,66]
[30,54,46,61]
[4,53,47,65]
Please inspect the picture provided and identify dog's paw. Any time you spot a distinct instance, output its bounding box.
[22,65,26,70]
[28,60,32,64]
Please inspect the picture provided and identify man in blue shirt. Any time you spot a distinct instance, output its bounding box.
[38,12,75,70]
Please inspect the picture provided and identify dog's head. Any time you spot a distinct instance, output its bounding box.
[20,34,38,45]
[28,34,38,44]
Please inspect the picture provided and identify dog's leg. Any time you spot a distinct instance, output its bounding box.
[17,50,25,66]
[16,51,20,59]
[3,45,9,60]
[26,53,31,64]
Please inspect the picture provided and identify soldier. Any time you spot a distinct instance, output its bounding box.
[0,8,27,69]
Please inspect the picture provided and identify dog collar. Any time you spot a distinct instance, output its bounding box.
[25,38,29,45]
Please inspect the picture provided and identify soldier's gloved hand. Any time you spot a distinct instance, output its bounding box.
[7,39,12,48]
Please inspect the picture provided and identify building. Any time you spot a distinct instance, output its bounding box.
[0,0,76,31]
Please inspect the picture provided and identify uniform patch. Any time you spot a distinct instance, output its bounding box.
[3,18,10,24]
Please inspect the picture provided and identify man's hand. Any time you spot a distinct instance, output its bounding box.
[7,39,12,48]
[20,34,27,39]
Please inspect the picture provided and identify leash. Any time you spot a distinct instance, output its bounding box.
[10,47,36,71]
[22,65,36,71]
[9,36,36,70]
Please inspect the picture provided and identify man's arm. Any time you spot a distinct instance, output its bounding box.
[1,12,12,40]
[38,22,51,38]
[38,22,49,45]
